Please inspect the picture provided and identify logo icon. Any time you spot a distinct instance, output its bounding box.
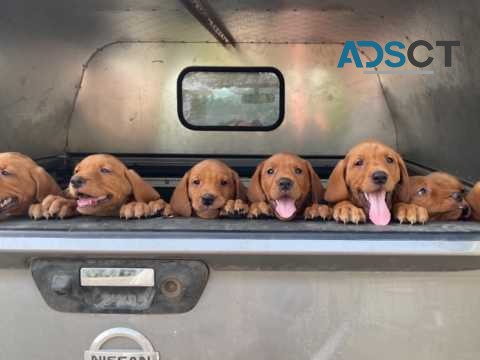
[84,327,160,360]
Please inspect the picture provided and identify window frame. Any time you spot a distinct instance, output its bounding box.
[177,66,285,131]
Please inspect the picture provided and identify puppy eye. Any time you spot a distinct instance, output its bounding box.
[386,156,395,164]
[417,187,428,196]
[452,192,463,201]
[294,167,303,175]
[0,169,10,176]
[266,168,274,175]
[354,159,364,167]
[100,167,112,174]
[192,179,200,186]
[220,180,229,186]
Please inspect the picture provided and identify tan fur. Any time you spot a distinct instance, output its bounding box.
[247,153,330,221]
[34,154,170,219]
[324,141,427,224]
[0,152,61,220]
[170,159,248,219]
[409,172,470,221]
[466,182,480,221]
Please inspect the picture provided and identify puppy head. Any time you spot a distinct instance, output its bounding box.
[170,159,246,219]
[247,153,324,221]
[0,152,61,219]
[409,172,470,221]
[325,141,409,225]
[467,182,480,221]
[69,154,159,216]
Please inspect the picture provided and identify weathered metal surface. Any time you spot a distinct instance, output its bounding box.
[67,42,395,155]
[3,267,480,359]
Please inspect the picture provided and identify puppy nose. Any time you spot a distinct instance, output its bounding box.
[372,171,388,185]
[70,176,86,189]
[278,177,293,191]
[201,193,215,206]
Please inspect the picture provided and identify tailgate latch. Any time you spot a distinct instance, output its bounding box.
[31,259,209,314]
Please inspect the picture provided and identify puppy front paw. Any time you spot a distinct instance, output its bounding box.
[304,204,332,220]
[29,195,77,220]
[28,203,47,220]
[148,199,173,217]
[332,201,366,224]
[220,199,249,218]
[247,201,273,219]
[393,203,429,224]
[120,201,153,220]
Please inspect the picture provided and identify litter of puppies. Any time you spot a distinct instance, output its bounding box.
[1,141,478,225]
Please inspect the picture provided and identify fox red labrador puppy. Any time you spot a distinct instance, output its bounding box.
[32,154,170,219]
[408,172,470,221]
[466,182,480,221]
[325,141,428,225]
[170,159,248,219]
[0,152,62,220]
[247,153,331,221]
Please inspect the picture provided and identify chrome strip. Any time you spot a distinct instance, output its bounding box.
[3,236,480,256]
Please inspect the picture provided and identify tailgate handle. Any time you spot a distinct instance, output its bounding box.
[80,268,155,287]
[31,259,209,314]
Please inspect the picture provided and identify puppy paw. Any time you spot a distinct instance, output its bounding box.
[29,195,77,220]
[28,203,47,220]
[220,199,249,218]
[304,204,332,220]
[120,201,153,220]
[162,204,174,218]
[148,199,172,217]
[247,201,273,219]
[393,203,429,224]
[332,201,366,224]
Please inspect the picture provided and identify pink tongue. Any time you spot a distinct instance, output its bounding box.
[77,198,98,208]
[366,191,391,226]
[275,198,297,219]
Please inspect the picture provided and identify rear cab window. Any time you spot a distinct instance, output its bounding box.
[177,66,285,131]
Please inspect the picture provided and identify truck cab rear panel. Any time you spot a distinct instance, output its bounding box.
[1,0,479,359]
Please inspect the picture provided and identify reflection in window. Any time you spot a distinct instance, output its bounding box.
[179,68,284,130]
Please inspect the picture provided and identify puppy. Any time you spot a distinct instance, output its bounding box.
[0,152,62,220]
[325,141,428,225]
[170,159,248,219]
[32,154,170,219]
[409,172,470,221]
[247,153,331,221]
[466,182,480,221]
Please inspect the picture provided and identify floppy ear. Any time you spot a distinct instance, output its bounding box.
[394,154,410,203]
[30,166,62,202]
[170,171,192,217]
[305,160,325,203]
[324,159,349,203]
[231,169,247,201]
[247,161,267,203]
[125,169,160,202]
[408,176,424,197]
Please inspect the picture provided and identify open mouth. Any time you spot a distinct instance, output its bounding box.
[460,205,471,219]
[362,190,391,226]
[272,196,297,220]
[76,193,112,208]
[0,196,18,213]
